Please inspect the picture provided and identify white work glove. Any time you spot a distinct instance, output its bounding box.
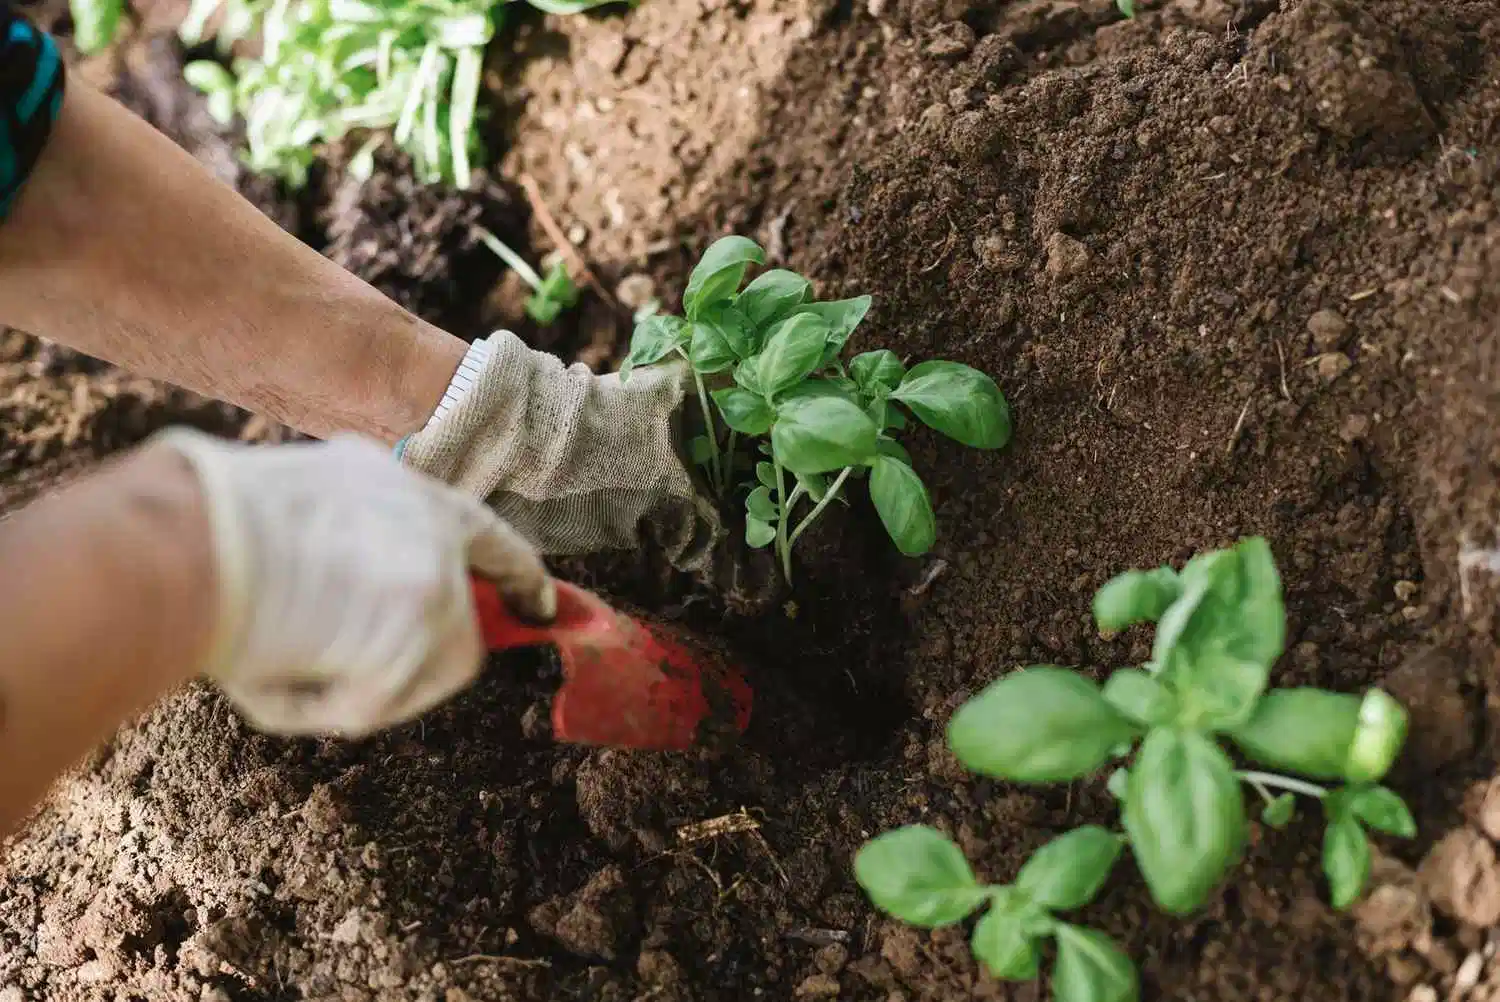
[155,428,554,738]
[401,332,778,611]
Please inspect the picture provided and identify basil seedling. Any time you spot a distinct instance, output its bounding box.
[622,235,1012,581]
[856,538,1414,1001]
[476,229,580,326]
[180,0,615,188]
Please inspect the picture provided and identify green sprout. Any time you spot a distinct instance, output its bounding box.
[176,0,617,189]
[620,236,1011,582]
[476,229,580,326]
[856,538,1414,1002]
[70,0,122,54]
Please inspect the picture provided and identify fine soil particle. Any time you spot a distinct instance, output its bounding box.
[6,0,1500,1000]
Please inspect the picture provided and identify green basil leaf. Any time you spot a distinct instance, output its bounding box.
[746,486,779,522]
[735,356,766,394]
[852,349,907,393]
[1093,566,1180,632]
[1016,826,1123,911]
[745,516,776,549]
[875,437,913,466]
[1227,688,1361,781]
[1053,925,1140,1002]
[866,397,888,428]
[771,397,878,475]
[1261,793,1296,829]
[1153,538,1283,728]
[1349,786,1416,838]
[971,910,1040,981]
[1323,814,1371,909]
[756,461,777,489]
[869,456,936,556]
[525,261,580,325]
[688,435,715,466]
[684,236,764,318]
[1101,669,1178,728]
[886,406,909,431]
[781,377,862,405]
[854,826,986,927]
[72,0,124,53]
[797,471,829,502]
[736,269,812,326]
[1122,729,1245,915]
[891,361,1012,449]
[1107,768,1130,802]
[946,667,1139,783]
[790,296,873,364]
[759,314,833,397]
[1344,689,1409,785]
[621,314,689,381]
[690,320,739,374]
[713,387,774,435]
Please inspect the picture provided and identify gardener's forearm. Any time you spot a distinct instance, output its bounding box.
[0,444,216,835]
[0,81,466,443]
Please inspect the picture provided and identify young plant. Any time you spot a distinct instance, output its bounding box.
[476,229,580,325]
[621,235,1012,581]
[856,537,1414,1002]
[178,0,618,189]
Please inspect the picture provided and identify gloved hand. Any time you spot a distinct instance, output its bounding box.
[156,428,554,737]
[401,332,772,606]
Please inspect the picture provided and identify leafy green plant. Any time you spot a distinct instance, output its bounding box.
[856,538,1414,1002]
[476,229,580,325]
[621,235,1011,581]
[177,0,617,188]
[70,0,123,53]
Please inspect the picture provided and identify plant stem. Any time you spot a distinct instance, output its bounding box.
[789,467,854,546]
[474,228,543,291]
[1236,771,1327,800]
[683,358,722,493]
[723,431,738,493]
[1245,777,1277,806]
[774,458,794,582]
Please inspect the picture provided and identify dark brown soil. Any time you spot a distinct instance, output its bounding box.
[5,0,1500,1000]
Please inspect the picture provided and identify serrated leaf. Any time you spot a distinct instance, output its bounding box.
[854,826,986,927]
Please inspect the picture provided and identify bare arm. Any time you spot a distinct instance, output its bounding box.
[0,443,215,836]
[0,81,467,444]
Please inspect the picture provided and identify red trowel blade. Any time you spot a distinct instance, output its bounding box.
[469,576,752,751]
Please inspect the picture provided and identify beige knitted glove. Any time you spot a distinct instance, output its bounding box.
[401,331,727,578]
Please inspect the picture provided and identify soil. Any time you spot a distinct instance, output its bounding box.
[5,0,1500,1000]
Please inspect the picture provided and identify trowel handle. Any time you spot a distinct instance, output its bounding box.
[468,575,606,651]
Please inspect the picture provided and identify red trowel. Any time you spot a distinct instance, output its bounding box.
[469,576,752,751]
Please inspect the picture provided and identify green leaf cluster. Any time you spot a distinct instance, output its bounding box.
[169,0,615,188]
[857,538,1415,999]
[856,826,1136,1002]
[621,235,1012,581]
